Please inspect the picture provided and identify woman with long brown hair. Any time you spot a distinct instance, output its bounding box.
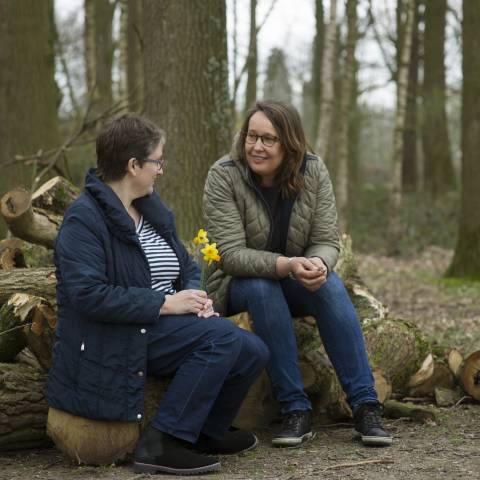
[203,100,392,447]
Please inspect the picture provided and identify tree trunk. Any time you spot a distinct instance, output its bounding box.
[446,0,480,278]
[402,0,419,192]
[392,0,415,210]
[303,0,324,146]
[0,0,60,238]
[143,0,232,238]
[244,0,257,114]
[422,0,455,197]
[117,0,128,103]
[263,48,292,103]
[127,0,144,112]
[315,0,337,161]
[84,0,116,117]
[335,0,357,232]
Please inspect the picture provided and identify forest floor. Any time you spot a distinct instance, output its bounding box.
[2,246,480,480]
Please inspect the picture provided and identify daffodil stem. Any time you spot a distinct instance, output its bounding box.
[200,265,206,291]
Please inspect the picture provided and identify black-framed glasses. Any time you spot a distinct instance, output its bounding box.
[144,157,167,170]
[244,131,279,147]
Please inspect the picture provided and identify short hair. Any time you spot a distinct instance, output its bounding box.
[96,114,166,182]
[233,100,307,197]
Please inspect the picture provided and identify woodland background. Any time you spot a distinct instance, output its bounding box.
[1,0,479,280]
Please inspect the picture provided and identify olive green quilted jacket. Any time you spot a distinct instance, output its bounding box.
[202,153,340,315]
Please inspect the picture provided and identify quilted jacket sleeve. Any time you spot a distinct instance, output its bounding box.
[203,163,281,278]
[303,158,340,271]
[55,205,166,324]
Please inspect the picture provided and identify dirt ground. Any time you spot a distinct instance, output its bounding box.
[1,247,480,480]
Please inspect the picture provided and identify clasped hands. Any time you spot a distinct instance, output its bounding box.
[160,289,219,318]
[285,256,328,291]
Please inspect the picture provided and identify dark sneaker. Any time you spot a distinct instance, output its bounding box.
[354,402,393,446]
[133,425,221,475]
[195,427,258,455]
[272,410,313,447]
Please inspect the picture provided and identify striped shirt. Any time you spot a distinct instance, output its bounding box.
[136,215,180,294]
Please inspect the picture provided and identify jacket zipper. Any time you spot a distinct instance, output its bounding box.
[248,171,275,250]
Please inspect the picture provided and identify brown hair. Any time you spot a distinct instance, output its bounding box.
[233,100,307,197]
[96,114,166,182]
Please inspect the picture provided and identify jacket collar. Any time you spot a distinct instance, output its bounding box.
[84,168,174,243]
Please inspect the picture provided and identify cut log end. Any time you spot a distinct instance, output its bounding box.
[0,189,31,220]
[460,351,480,401]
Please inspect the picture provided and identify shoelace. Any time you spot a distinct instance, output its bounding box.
[360,406,383,430]
[282,411,304,430]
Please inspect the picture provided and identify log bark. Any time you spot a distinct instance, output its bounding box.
[0,363,50,451]
[0,268,56,305]
[0,188,62,249]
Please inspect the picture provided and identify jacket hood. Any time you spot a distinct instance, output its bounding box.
[84,168,174,243]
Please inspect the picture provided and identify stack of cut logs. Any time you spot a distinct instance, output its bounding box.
[0,176,479,465]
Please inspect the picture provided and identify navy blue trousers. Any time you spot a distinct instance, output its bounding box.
[147,314,269,443]
[228,273,378,415]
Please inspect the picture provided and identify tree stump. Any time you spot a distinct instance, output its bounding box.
[47,408,139,466]
[46,377,168,465]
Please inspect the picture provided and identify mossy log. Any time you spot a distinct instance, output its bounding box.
[383,399,437,423]
[0,294,57,368]
[0,267,56,305]
[31,176,79,215]
[0,363,50,451]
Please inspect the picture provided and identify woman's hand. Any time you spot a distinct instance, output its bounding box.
[197,298,220,318]
[289,257,327,292]
[160,289,209,316]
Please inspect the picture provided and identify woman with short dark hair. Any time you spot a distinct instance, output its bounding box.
[47,114,269,475]
[203,101,392,447]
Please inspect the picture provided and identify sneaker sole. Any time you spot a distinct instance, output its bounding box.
[272,431,314,447]
[133,460,221,475]
[361,435,393,446]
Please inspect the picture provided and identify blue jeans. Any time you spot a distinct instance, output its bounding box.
[228,273,377,415]
[147,314,269,443]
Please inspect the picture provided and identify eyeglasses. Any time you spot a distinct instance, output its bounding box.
[244,131,279,147]
[144,157,167,170]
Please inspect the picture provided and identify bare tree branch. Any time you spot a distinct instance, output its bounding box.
[230,0,279,109]
[368,0,396,79]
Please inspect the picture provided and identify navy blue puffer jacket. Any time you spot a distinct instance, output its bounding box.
[46,169,200,422]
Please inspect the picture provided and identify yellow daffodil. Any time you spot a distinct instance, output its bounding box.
[201,242,220,266]
[193,228,209,245]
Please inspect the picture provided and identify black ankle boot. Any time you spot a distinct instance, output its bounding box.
[272,410,313,447]
[354,402,393,446]
[133,425,221,475]
[195,427,258,455]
